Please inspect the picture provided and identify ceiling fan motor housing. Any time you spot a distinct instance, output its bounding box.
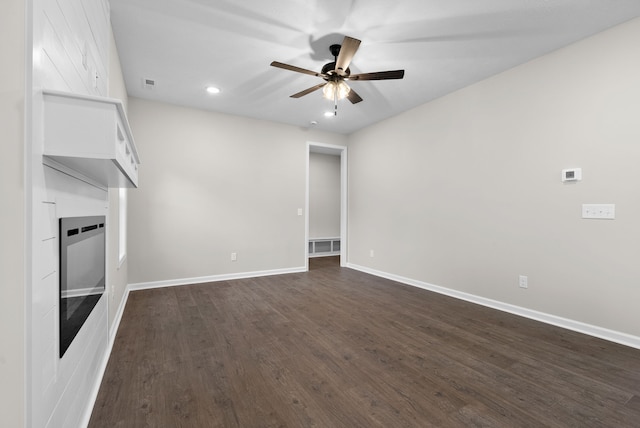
[322,62,350,79]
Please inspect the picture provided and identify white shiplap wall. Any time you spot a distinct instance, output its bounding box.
[31,0,112,427]
[40,0,109,95]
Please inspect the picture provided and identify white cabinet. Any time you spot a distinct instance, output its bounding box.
[43,90,140,188]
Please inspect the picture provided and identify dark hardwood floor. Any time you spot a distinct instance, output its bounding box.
[89,257,640,427]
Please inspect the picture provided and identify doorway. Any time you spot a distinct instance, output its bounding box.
[306,142,347,270]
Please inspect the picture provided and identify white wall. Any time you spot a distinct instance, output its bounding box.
[127,98,347,286]
[0,0,26,426]
[348,17,640,340]
[309,152,341,238]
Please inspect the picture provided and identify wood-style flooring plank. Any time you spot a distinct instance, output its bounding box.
[89,257,640,427]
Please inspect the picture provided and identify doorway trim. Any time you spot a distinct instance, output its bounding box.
[306,141,348,270]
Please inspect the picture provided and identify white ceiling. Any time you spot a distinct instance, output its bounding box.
[110,0,640,135]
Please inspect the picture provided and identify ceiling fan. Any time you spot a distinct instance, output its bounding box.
[270,36,405,115]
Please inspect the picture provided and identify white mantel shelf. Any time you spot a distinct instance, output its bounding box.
[42,89,140,188]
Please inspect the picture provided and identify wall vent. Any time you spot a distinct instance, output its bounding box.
[142,78,155,90]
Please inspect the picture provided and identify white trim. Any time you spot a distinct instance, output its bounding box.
[117,253,127,269]
[339,148,347,268]
[129,266,307,291]
[78,260,640,427]
[306,142,348,269]
[80,284,130,428]
[80,265,304,426]
[347,263,640,350]
[118,188,127,267]
[109,287,130,345]
[305,146,310,271]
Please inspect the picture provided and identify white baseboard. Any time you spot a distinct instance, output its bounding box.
[81,265,306,426]
[80,285,132,428]
[80,261,639,428]
[128,266,308,291]
[347,263,640,350]
[109,288,130,344]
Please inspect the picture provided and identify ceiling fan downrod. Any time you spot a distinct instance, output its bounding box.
[332,44,339,116]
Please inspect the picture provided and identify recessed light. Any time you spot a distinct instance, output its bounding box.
[206,86,221,94]
[324,111,334,118]
[310,120,318,126]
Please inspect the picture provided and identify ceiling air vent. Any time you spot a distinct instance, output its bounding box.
[142,78,155,90]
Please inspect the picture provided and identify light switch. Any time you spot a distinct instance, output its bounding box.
[297,208,303,216]
[582,204,615,219]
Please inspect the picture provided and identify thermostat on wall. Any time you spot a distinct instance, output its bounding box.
[562,168,582,182]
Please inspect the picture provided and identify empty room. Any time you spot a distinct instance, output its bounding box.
[3,1,640,427]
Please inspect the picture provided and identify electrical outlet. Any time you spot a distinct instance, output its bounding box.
[519,275,528,289]
[231,252,237,261]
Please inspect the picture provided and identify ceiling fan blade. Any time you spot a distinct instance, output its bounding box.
[290,83,327,98]
[335,36,361,76]
[271,61,324,78]
[349,70,405,81]
[346,88,363,104]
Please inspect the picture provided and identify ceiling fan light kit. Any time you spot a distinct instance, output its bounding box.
[270,36,405,116]
[322,80,350,101]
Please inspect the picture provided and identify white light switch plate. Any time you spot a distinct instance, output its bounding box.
[582,204,615,219]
